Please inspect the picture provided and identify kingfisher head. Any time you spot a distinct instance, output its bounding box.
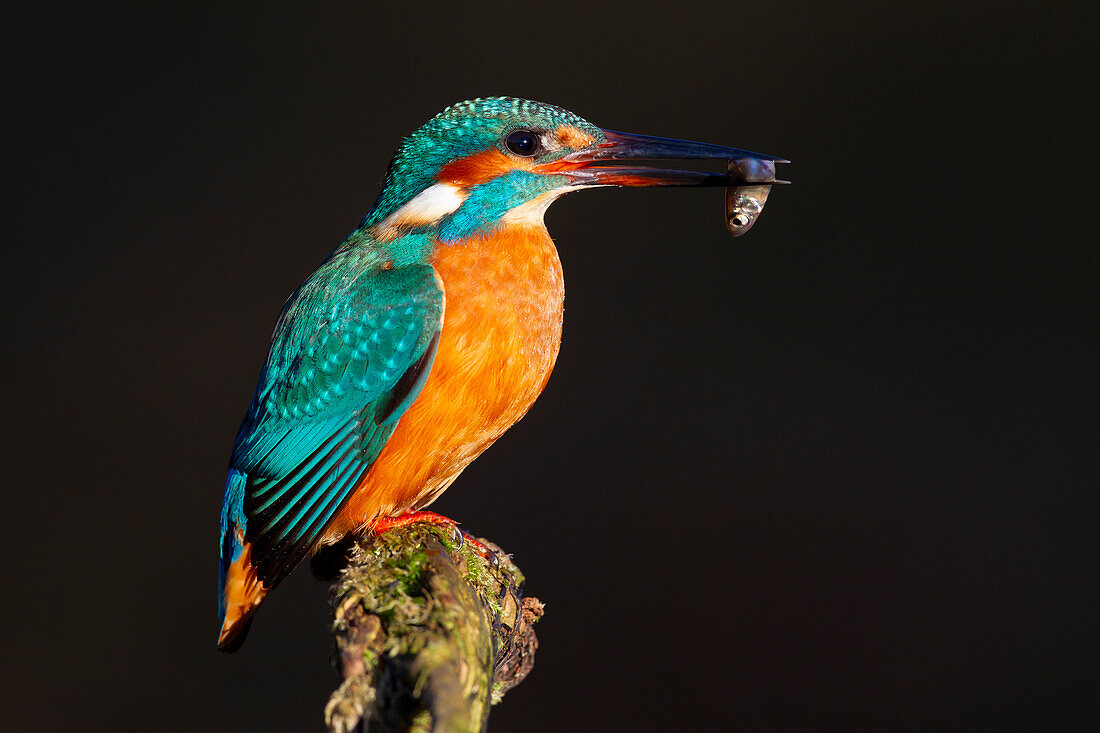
[363,96,785,244]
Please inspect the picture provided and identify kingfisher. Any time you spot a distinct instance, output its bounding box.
[218,97,785,650]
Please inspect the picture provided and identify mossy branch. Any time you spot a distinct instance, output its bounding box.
[324,525,543,733]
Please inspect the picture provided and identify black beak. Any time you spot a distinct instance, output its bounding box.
[554,129,788,187]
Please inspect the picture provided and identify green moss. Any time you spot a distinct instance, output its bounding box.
[490,679,507,706]
[327,523,537,731]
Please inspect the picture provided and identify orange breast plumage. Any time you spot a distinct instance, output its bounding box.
[322,223,565,541]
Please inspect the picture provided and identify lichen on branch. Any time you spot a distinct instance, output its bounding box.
[324,525,542,733]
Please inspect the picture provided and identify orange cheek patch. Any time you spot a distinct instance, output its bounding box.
[556,125,596,149]
[436,149,523,187]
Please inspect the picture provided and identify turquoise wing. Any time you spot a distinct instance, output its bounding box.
[221,263,443,590]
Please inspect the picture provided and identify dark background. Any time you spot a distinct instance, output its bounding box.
[2,1,1094,730]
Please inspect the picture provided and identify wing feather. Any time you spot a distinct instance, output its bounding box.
[224,262,443,588]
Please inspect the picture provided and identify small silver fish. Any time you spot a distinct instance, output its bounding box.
[726,158,776,238]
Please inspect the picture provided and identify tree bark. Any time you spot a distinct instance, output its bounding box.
[324,525,543,733]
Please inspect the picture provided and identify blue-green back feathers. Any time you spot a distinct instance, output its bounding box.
[220,248,443,590]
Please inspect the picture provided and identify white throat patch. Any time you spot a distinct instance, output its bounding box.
[375,183,467,238]
[500,187,571,227]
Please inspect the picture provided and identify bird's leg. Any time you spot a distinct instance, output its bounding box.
[370,511,496,563]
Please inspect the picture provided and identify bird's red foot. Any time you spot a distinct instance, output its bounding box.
[371,510,457,534]
[370,511,494,561]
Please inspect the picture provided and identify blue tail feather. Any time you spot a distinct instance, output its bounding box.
[218,469,249,621]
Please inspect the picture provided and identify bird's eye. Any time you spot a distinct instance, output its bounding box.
[505,129,540,157]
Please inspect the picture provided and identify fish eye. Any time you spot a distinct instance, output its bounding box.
[505,129,540,157]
